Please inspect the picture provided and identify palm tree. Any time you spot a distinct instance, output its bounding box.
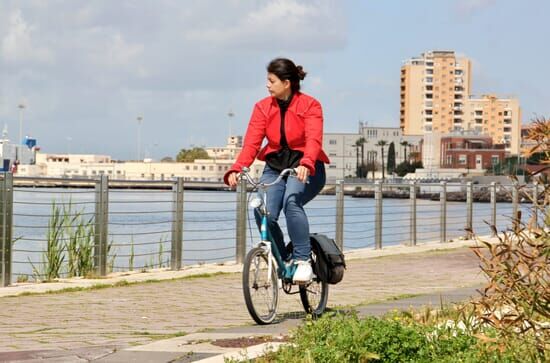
[355,137,367,178]
[400,141,409,163]
[376,140,388,180]
[369,151,377,180]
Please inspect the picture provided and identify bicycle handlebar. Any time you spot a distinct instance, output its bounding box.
[240,167,296,188]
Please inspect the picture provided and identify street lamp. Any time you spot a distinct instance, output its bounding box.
[18,103,25,145]
[136,116,143,161]
[66,136,72,154]
[227,109,235,137]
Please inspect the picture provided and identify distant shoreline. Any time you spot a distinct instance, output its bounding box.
[9,179,537,203]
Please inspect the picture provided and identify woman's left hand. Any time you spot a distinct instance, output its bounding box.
[295,165,310,183]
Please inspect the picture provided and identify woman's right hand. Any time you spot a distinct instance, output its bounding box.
[227,172,239,188]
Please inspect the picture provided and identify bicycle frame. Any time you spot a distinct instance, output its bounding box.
[257,189,296,282]
[242,168,297,282]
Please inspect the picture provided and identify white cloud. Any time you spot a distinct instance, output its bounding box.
[1,9,54,63]
[97,33,145,67]
[455,0,496,17]
[0,0,348,158]
[184,0,346,51]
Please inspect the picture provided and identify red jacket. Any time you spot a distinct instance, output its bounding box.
[224,92,330,184]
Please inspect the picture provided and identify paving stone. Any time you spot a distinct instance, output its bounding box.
[0,246,486,355]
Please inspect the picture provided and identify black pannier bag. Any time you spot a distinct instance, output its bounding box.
[286,233,346,284]
[309,233,346,284]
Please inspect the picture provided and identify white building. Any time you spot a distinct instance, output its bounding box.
[323,123,423,183]
[18,152,265,183]
[205,136,242,160]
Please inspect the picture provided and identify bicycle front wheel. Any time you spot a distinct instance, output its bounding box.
[242,247,279,325]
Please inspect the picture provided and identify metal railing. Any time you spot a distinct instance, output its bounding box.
[0,172,541,286]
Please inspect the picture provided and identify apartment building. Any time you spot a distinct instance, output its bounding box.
[400,50,521,154]
[400,50,472,135]
[463,95,521,155]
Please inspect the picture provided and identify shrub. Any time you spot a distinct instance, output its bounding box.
[470,116,549,360]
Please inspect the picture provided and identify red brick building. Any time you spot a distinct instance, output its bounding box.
[440,135,506,170]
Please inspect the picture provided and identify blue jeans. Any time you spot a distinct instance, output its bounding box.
[254,161,326,261]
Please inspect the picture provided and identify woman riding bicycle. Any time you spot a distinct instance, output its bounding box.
[224,58,330,283]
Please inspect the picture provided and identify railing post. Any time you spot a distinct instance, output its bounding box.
[440,181,447,243]
[512,182,519,231]
[409,181,417,246]
[490,182,497,236]
[235,176,247,264]
[466,182,473,239]
[1,173,13,287]
[94,175,109,276]
[532,182,539,229]
[374,181,383,249]
[171,177,184,270]
[335,180,344,251]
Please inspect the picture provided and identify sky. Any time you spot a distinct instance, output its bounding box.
[0,0,548,160]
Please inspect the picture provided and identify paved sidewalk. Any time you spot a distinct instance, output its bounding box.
[0,240,488,362]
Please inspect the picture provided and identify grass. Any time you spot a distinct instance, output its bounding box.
[5,271,234,298]
[31,200,96,281]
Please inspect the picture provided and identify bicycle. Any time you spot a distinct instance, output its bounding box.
[239,167,329,325]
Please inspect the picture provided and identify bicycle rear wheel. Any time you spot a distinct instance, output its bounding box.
[299,250,329,317]
[242,247,279,325]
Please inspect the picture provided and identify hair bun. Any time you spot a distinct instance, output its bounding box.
[296,65,307,80]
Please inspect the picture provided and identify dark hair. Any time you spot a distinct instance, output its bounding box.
[267,58,307,93]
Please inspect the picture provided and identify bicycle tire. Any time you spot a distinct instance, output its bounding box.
[299,249,329,317]
[242,247,279,325]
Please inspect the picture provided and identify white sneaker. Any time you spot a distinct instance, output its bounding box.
[293,260,312,283]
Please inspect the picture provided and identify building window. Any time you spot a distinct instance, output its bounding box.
[329,139,337,145]
[328,165,337,169]
[491,155,500,165]
[459,155,467,164]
